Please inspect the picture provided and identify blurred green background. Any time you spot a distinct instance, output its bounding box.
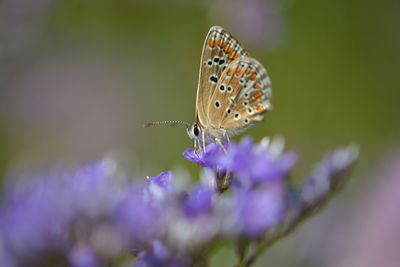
[1,0,399,266]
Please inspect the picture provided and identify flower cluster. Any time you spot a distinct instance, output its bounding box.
[0,137,358,267]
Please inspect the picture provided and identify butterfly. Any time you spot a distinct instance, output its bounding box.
[145,26,272,151]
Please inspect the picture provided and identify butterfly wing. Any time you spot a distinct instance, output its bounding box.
[207,57,272,137]
[195,26,248,127]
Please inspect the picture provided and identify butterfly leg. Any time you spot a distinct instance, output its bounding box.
[220,128,230,147]
[196,139,204,157]
[202,131,206,152]
[222,129,231,145]
[215,138,227,154]
[194,139,199,157]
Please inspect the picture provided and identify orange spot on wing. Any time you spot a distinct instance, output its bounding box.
[254,92,262,100]
[224,44,232,53]
[227,68,234,76]
[209,38,216,48]
[251,74,258,81]
[254,83,261,90]
[256,103,265,111]
[245,69,252,75]
[218,39,224,48]
[236,67,243,76]
[229,51,238,59]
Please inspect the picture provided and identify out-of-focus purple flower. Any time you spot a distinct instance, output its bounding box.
[271,144,359,247]
[2,175,75,256]
[147,171,173,189]
[70,159,127,218]
[113,187,163,252]
[183,185,213,218]
[68,243,100,267]
[0,158,156,264]
[301,144,359,207]
[0,242,16,267]
[294,145,400,267]
[0,137,358,267]
[234,184,285,238]
[136,240,185,267]
[145,171,175,206]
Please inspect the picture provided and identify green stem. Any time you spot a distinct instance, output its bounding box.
[242,234,279,267]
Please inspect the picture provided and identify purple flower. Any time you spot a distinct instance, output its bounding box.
[0,241,16,267]
[136,241,185,267]
[232,184,285,238]
[301,144,358,207]
[217,137,297,184]
[184,137,298,186]
[0,137,358,267]
[183,143,222,168]
[113,187,162,252]
[147,171,173,189]
[1,175,75,255]
[68,243,100,267]
[183,185,213,218]
[273,144,359,245]
[0,158,157,264]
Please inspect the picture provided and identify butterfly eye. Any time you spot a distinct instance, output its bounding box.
[227,86,232,93]
[234,113,241,120]
[226,108,232,114]
[243,101,248,106]
[219,84,225,92]
[215,100,221,108]
[244,118,250,124]
[193,125,200,136]
[247,108,253,114]
[207,59,213,67]
[213,56,220,63]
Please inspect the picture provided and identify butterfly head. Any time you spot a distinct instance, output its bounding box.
[186,123,202,141]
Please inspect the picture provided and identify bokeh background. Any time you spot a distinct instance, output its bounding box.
[1,0,399,266]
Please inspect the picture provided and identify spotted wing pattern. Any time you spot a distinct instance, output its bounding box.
[195,26,248,127]
[207,57,272,136]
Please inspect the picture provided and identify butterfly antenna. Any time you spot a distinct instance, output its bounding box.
[143,120,192,128]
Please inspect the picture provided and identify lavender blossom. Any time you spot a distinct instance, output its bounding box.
[0,136,358,267]
[147,171,173,189]
[183,185,213,218]
[114,186,163,253]
[301,144,359,207]
[182,143,219,168]
[68,243,100,267]
[183,137,298,187]
[235,184,285,238]
[136,241,185,267]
